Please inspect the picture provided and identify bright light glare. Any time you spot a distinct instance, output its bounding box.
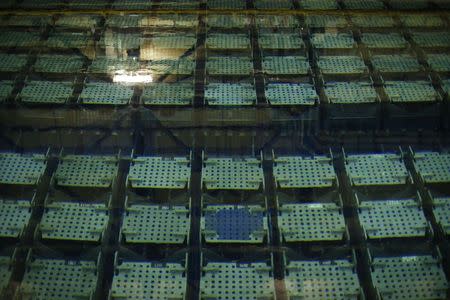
[113,72,153,84]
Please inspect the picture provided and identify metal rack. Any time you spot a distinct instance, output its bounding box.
[262,56,310,75]
[0,256,12,293]
[371,54,422,74]
[412,151,450,184]
[0,152,46,186]
[204,83,256,106]
[34,55,84,74]
[19,81,73,104]
[323,81,378,104]
[265,83,318,106]
[206,14,250,29]
[317,56,367,75]
[142,83,194,106]
[206,33,250,50]
[46,32,92,49]
[411,32,450,48]
[301,0,338,10]
[0,81,13,101]
[343,0,384,9]
[305,15,348,29]
[0,200,31,239]
[399,15,444,27]
[0,31,41,48]
[311,33,355,50]
[384,81,440,103]
[361,33,408,49]
[206,56,253,76]
[426,54,450,72]
[0,54,28,72]
[80,82,133,105]
[88,57,141,74]
[254,0,293,9]
[255,15,299,28]
[258,33,304,50]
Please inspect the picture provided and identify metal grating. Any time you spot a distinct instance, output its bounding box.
[413,151,450,183]
[273,155,336,188]
[34,55,84,74]
[205,83,256,106]
[255,0,292,9]
[20,81,73,104]
[113,0,151,9]
[278,203,345,242]
[140,15,198,28]
[0,256,11,292]
[67,0,108,9]
[258,33,303,50]
[371,255,448,300]
[372,55,421,73]
[285,260,360,299]
[442,79,450,94]
[111,260,186,299]
[262,56,309,75]
[128,156,191,189]
[89,57,141,74]
[142,83,193,106]
[146,58,194,75]
[306,15,347,28]
[411,32,450,48]
[106,15,142,28]
[0,152,46,185]
[206,33,250,50]
[265,83,317,106]
[55,155,118,188]
[256,15,299,28]
[20,0,61,8]
[351,15,395,28]
[80,82,133,105]
[147,34,196,49]
[55,15,99,28]
[301,0,338,9]
[200,262,274,299]
[100,32,140,49]
[0,16,50,27]
[40,202,108,242]
[432,197,450,235]
[0,54,28,72]
[46,32,91,49]
[202,157,264,190]
[202,205,267,243]
[311,33,355,49]
[361,33,408,49]
[359,199,427,239]
[384,81,439,103]
[391,0,428,9]
[0,81,13,101]
[345,153,409,186]
[122,204,190,244]
[158,0,200,9]
[0,200,31,238]
[324,82,378,104]
[20,258,98,299]
[207,14,250,28]
[318,56,367,75]
[400,15,444,27]
[0,31,41,48]
[427,54,450,72]
[208,0,245,9]
[207,56,252,76]
[343,0,384,9]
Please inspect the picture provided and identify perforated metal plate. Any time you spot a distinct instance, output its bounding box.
[318,56,367,75]
[147,34,196,49]
[146,58,195,75]
[285,260,360,299]
[351,16,395,28]
[372,55,421,73]
[202,157,264,190]
[206,34,250,50]
[433,197,450,235]
[0,256,12,292]
[89,57,141,74]
[106,15,142,28]
[273,155,335,188]
[400,15,444,27]
[256,15,299,28]
[265,83,317,106]
[207,15,250,28]
[258,33,303,50]
[205,83,256,106]
[140,15,198,28]
[41,202,108,242]
[21,0,60,8]
[111,261,186,299]
[345,153,409,186]
[142,83,193,105]
[413,151,450,183]
[113,0,151,9]
[263,56,309,75]
[343,0,384,9]
[34,55,84,73]
[0,54,28,72]
[128,156,190,189]
[279,203,345,242]
[100,32,140,49]
[391,0,428,9]
[306,15,347,28]
[21,258,98,299]
[207,56,252,76]
[0,200,31,238]
[55,155,118,188]
[311,33,355,49]
[442,79,450,94]
[361,33,407,49]
[0,81,13,101]
[123,204,190,244]
[0,16,50,27]
[255,0,292,9]
[371,255,448,300]
[20,81,73,104]
[55,15,99,28]
[301,0,337,9]
[359,199,427,239]
[0,153,46,185]
[202,205,267,243]
[201,262,274,299]
[208,0,245,9]
[412,32,450,48]
[324,82,378,104]
[0,31,41,48]
[80,82,133,105]
[158,0,199,9]
[427,54,450,72]
[46,32,91,49]
[68,0,108,9]
[384,81,439,103]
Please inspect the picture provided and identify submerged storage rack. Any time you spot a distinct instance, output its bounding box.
[432,197,450,235]
[0,152,46,186]
[19,81,73,104]
[265,83,318,106]
[204,83,256,106]
[0,200,31,239]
